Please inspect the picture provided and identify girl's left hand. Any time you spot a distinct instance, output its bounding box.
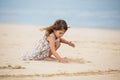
[68,42,75,48]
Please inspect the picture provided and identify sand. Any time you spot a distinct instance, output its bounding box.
[0,24,120,80]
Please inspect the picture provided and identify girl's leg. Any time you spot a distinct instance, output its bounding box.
[44,42,61,61]
[48,42,61,57]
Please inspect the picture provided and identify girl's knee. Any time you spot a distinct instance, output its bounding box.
[57,42,61,47]
[55,42,61,50]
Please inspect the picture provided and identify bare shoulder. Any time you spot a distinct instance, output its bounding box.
[47,36,55,42]
[47,36,56,47]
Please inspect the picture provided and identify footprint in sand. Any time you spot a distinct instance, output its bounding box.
[0,65,25,69]
[68,58,91,64]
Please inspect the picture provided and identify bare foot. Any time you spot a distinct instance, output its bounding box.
[43,57,56,61]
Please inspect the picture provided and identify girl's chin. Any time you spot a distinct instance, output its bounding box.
[57,37,61,38]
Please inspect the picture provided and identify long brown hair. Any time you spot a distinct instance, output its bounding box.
[41,19,68,37]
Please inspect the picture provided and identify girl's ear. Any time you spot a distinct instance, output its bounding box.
[53,30,57,33]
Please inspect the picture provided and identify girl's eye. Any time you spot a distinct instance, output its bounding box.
[59,33,63,34]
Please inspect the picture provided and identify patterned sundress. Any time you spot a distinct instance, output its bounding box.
[22,33,60,60]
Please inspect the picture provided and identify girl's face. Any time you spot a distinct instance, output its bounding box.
[53,29,66,38]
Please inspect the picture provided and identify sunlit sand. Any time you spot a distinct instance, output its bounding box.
[0,24,120,80]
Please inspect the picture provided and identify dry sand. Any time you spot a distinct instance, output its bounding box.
[0,24,120,80]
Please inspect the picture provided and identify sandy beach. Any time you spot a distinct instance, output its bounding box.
[0,24,120,80]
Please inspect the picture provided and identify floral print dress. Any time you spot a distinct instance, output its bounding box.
[22,33,60,60]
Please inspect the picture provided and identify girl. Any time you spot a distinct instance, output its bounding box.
[22,19,75,63]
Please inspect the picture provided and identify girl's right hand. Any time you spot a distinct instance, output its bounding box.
[59,57,68,63]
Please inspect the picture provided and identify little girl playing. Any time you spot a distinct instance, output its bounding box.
[22,19,75,63]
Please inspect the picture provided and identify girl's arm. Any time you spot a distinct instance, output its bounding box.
[47,36,67,63]
[60,38,75,47]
